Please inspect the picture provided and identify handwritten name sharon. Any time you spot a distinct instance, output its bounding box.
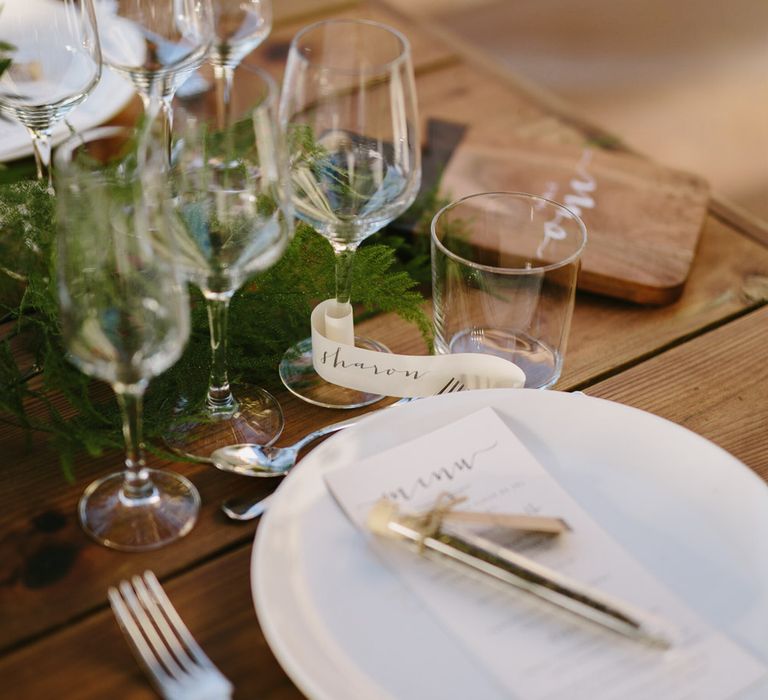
[320,346,427,380]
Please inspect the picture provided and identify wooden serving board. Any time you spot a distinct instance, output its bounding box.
[440,140,710,305]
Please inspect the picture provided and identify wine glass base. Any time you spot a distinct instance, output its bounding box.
[78,469,200,552]
[165,384,284,460]
[279,336,390,409]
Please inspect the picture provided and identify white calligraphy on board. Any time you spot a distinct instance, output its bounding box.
[538,148,596,258]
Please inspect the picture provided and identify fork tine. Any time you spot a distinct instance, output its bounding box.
[142,571,216,670]
[133,573,199,674]
[108,586,174,692]
[436,377,465,394]
[110,572,233,700]
[437,377,462,394]
[119,579,187,680]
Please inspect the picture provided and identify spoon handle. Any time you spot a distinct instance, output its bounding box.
[291,415,362,450]
[291,397,412,451]
[222,493,274,521]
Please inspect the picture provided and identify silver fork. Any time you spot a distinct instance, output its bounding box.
[109,571,233,700]
[435,377,465,394]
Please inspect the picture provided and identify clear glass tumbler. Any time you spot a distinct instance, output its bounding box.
[431,192,587,389]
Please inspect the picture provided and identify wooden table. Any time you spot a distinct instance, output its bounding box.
[2,1,767,697]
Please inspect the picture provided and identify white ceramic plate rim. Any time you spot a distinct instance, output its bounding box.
[252,389,768,700]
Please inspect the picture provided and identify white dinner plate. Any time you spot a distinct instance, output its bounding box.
[252,389,768,700]
[0,0,136,163]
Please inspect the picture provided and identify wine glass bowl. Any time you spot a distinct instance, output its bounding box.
[55,126,198,551]
[0,0,102,183]
[289,129,417,244]
[207,0,272,129]
[164,62,294,460]
[211,0,272,70]
[96,0,213,125]
[278,19,421,409]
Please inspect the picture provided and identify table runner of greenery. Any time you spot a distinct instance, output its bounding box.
[0,167,438,477]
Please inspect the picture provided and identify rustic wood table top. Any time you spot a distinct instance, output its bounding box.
[2,1,767,698]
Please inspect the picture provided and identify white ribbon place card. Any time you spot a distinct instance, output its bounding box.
[325,407,767,699]
[310,299,526,396]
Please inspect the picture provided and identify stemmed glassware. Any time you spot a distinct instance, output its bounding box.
[278,19,421,409]
[96,0,213,135]
[164,63,293,460]
[210,0,271,108]
[55,127,198,551]
[0,0,101,184]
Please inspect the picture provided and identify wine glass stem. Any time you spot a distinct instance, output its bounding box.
[334,246,358,305]
[213,63,235,129]
[205,293,237,413]
[140,94,174,162]
[114,382,154,501]
[27,127,53,189]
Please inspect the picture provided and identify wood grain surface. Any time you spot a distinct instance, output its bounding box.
[441,141,710,304]
[1,0,767,698]
[587,305,768,484]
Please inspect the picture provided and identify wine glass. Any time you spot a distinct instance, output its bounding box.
[278,19,421,409]
[164,63,293,460]
[54,126,198,551]
[96,0,213,138]
[210,0,271,107]
[0,0,101,185]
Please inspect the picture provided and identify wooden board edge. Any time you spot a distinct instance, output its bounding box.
[577,271,685,306]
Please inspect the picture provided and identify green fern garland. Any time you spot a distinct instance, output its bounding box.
[0,173,439,477]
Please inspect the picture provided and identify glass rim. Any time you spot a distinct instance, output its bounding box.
[54,124,131,170]
[54,63,279,171]
[430,191,588,274]
[224,62,279,105]
[176,61,278,113]
[289,18,412,75]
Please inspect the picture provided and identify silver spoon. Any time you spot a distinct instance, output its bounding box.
[210,409,374,477]
[216,399,410,521]
[217,379,466,520]
[217,406,404,520]
[211,379,465,477]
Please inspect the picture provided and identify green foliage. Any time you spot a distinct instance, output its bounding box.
[286,124,326,169]
[0,24,14,89]
[204,116,257,160]
[0,176,435,476]
[0,38,13,80]
[381,182,451,288]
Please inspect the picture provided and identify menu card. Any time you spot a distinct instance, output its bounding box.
[325,408,767,699]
